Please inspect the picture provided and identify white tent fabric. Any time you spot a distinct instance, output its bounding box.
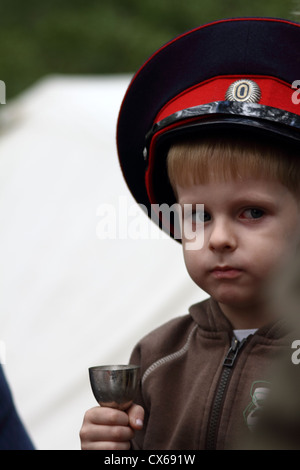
[0,75,207,450]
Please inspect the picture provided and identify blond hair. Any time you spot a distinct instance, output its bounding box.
[167,134,300,198]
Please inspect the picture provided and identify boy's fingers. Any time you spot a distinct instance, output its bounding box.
[82,440,132,450]
[127,403,145,430]
[80,407,134,449]
[82,423,134,443]
[85,406,129,426]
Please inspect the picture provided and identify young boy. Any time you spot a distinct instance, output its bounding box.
[80,17,300,449]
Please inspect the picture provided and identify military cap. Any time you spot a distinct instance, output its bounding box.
[116,17,300,238]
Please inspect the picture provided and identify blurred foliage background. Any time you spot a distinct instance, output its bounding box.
[0,0,299,99]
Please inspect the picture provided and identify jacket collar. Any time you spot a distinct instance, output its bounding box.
[189,297,288,340]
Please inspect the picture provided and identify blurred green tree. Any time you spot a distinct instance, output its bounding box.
[0,0,298,98]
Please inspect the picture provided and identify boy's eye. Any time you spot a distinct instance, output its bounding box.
[192,210,211,223]
[241,208,265,220]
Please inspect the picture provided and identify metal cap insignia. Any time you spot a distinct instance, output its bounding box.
[225,79,261,103]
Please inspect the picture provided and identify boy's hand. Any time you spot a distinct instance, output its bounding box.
[80,403,144,450]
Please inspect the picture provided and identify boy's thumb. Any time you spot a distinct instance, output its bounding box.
[128,403,144,430]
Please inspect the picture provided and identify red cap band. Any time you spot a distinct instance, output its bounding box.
[154,75,300,124]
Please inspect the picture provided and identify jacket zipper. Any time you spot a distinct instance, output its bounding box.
[205,335,247,450]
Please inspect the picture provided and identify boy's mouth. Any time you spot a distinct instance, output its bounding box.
[210,266,243,279]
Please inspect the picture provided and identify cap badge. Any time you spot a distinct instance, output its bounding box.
[225,79,261,103]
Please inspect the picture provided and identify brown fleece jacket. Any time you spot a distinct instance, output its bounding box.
[130,297,288,449]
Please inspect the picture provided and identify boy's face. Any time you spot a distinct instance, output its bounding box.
[177,177,300,322]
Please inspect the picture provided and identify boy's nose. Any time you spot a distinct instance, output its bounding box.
[208,219,237,253]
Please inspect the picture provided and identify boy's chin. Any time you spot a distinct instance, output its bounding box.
[211,289,264,311]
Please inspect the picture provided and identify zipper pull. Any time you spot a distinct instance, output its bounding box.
[223,336,246,368]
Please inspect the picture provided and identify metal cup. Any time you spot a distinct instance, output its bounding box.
[88,364,140,410]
